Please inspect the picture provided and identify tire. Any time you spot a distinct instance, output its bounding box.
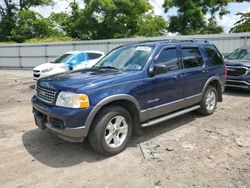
[88,106,133,156]
[198,86,218,115]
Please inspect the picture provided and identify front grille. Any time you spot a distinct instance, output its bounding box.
[33,74,40,78]
[36,85,57,104]
[33,70,40,73]
[227,67,247,77]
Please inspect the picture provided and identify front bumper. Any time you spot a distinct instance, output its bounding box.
[226,75,250,89]
[226,80,250,89]
[32,96,93,142]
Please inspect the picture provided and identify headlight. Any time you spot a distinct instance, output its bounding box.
[56,92,90,108]
[42,67,53,73]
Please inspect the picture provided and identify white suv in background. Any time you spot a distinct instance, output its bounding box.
[33,51,105,80]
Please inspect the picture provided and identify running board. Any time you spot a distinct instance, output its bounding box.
[141,105,200,127]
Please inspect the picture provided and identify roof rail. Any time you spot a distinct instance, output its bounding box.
[139,39,210,44]
[137,39,172,43]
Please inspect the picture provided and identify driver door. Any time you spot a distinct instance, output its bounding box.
[142,46,184,120]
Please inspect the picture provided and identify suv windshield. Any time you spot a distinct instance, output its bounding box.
[228,48,250,60]
[51,54,74,64]
[95,45,154,71]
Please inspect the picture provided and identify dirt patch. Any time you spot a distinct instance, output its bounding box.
[0,70,250,188]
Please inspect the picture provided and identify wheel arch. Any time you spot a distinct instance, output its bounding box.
[202,77,223,102]
[84,94,141,137]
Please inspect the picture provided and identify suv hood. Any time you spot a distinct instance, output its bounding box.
[38,68,141,92]
[225,59,250,67]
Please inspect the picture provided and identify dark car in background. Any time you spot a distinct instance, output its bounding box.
[225,47,250,89]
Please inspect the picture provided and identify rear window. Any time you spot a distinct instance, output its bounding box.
[87,53,103,60]
[204,45,224,65]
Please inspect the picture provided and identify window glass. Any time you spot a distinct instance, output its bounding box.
[95,45,154,71]
[181,47,203,68]
[156,48,180,71]
[204,46,224,65]
[51,54,73,64]
[228,48,250,60]
[87,53,103,60]
[77,53,86,62]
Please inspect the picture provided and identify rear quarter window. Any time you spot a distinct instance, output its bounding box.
[87,53,103,60]
[204,45,224,65]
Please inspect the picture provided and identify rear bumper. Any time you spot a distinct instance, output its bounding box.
[32,96,93,142]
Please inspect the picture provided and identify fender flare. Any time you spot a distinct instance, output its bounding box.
[202,76,223,102]
[202,76,221,94]
[83,94,141,137]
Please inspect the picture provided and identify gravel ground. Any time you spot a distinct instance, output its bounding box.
[0,70,250,188]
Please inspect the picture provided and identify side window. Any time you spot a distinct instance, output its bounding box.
[77,53,86,62]
[204,45,224,65]
[156,48,180,71]
[87,53,102,60]
[181,47,203,68]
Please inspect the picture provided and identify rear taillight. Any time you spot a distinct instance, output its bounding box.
[224,66,227,79]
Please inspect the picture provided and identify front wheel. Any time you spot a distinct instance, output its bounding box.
[198,86,218,115]
[88,106,132,156]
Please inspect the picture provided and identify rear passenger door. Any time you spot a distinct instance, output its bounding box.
[181,46,208,98]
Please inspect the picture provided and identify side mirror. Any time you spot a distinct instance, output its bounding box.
[149,64,168,76]
[224,55,229,59]
[67,60,78,70]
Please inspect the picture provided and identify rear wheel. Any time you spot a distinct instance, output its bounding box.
[198,86,218,115]
[88,106,132,156]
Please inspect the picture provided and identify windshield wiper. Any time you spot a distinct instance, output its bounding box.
[96,66,119,71]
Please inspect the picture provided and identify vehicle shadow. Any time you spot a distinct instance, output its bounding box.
[223,87,250,97]
[130,112,197,146]
[22,129,107,168]
[22,111,198,168]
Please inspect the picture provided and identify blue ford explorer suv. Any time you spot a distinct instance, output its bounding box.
[32,40,226,155]
[225,46,250,89]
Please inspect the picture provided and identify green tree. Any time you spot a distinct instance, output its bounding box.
[52,0,167,40]
[163,0,246,35]
[0,1,16,41]
[81,0,155,39]
[230,12,250,33]
[137,14,167,37]
[10,10,63,42]
[50,1,83,39]
[201,16,223,34]
[19,0,54,10]
[0,0,54,42]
